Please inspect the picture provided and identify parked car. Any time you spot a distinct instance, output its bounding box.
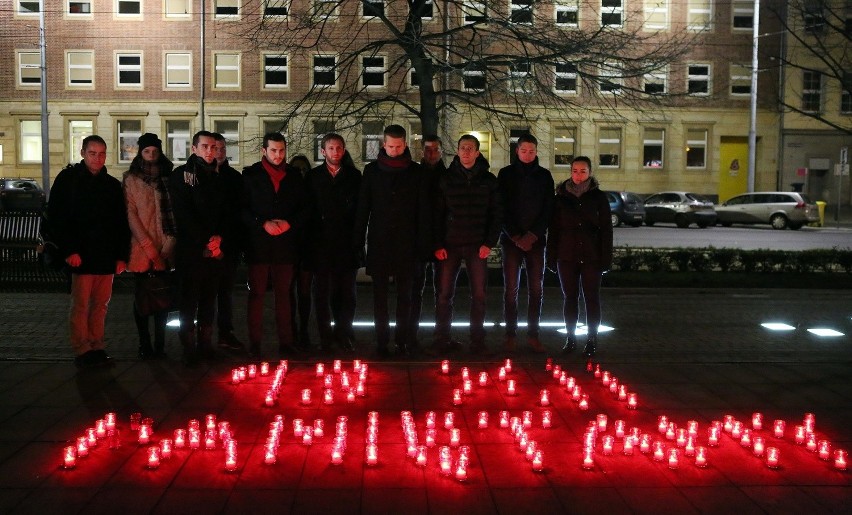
[604,190,645,227]
[0,178,46,212]
[643,191,717,228]
[715,192,819,230]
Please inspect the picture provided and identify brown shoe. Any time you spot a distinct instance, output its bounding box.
[527,335,546,354]
[503,334,517,353]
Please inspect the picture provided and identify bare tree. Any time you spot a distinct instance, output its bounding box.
[237,1,699,140]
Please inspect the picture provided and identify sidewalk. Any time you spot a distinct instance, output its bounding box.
[0,286,850,513]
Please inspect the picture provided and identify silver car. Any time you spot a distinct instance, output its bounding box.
[643,191,717,228]
[715,192,819,230]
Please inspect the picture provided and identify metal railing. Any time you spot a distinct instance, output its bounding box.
[0,211,68,291]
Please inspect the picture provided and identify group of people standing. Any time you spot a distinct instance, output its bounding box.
[47,125,613,369]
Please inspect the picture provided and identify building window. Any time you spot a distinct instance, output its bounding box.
[17,51,41,87]
[314,120,335,162]
[685,128,707,168]
[213,120,240,164]
[841,73,852,114]
[165,52,192,88]
[214,53,241,89]
[730,64,751,96]
[263,53,288,89]
[362,56,386,88]
[598,128,621,167]
[165,0,190,18]
[555,0,578,27]
[464,62,486,91]
[20,120,42,163]
[601,0,623,28]
[687,64,710,95]
[66,51,94,87]
[463,1,487,24]
[264,0,289,17]
[116,53,142,88]
[262,119,287,137]
[68,1,92,15]
[553,127,576,168]
[509,61,532,93]
[802,70,822,113]
[644,67,667,94]
[17,1,41,15]
[599,62,622,94]
[643,128,665,168]
[732,0,754,30]
[803,1,826,34]
[554,62,577,94]
[166,120,191,163]
[644,0,668,30]
[511,0,533,24]
[418,0,434,19]
[313,55,337,88]
[313,0,339,19]
[117,1,141,16]
[215,0,240,18]
[362,121,384,162]
[69,120,94,163]
[362,0,384,18]
[687,0,712,30]
[117,119,142,163]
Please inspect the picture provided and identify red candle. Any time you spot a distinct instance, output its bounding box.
[356,382,366,397]
[324,374,334,388]
[478,371,488,387]
[506,380,516,396]
[264,444,277,464]
[323,388,334,405]
[617,384,627,401]
[559,371,567,385]
[566,376,576,389]
[834,449,848,471]
[76,437,89,457]
[539,389,550,406]
[302,427,314,446]
[795,425,806,444]
[707,426,720,446]
[499,411,510,428]
[542,410,552,429]
[439,446,452,476]
[95,419,106,439]
[753,436,765,457]
[205,414,216,431]
[731,421,743,439]
[260,362,270,376]
[104,412,116,431]
[596,414,608,432]
[331,447,343,465]
[63,445,77,469]
[231,368,241,384]
[627,392,638,409]
[740,429,752,448]
[602,435,614,455]
[425,411,436,429]
[138,424,151,445]
[523,411,533,429]
[578,394,589,411]
[695,446,708,468]
[189,428,201,449]
[146,445,161,469]
[623,436,635,455]
[504,358,512,373]
[301,389,312,405]
[545,358,553,371]
[685,436,696,456]
[676,429,688,447]
[498,367,507,382]
[532,450,544,472]
[478,411,488,429]
[687,420,699,438]
[766,447,780,468]
[455,460,468,481]
[265,390,275,406]
[552,364,561,379]
[313,419,325,438]
[806,433,818,452]
[657,416,669,434]
[366,444,378,466]
[450,428,461,448]
[571,386,582,401]
[723,415,734,433]
[453,389,463,406]
[582,449,594,470]
[425,428,437,447]
[87,428,98,447]
[461,367,470,381]
[315,363,324,377]
[416,445,427,467]
[444,411,454,429]
[668,448,680,469]
[293,419,304,438]
[640,434,652,454]
[653,441,666,461]
[204,429,216,450]
[803,412,815,432]
[666,422,677,441]
[608,377,618,394]
[818,440,832,460]
[601,371,611,386]
[773,419,785,438]
[752,412,763,430]
[441,360,450,374]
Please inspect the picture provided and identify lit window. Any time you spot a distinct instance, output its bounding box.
[215,0,240,18]
[644,67,667,95]
[841,73,851,114]
[17,51,41,87]
[20,120,42,163]
[687,0,712,30]
[314,120,335,162]
[511,0,533,24]
[165,0,190,18]
[685,128,707,169]
[68,1,92,15]
[644,0,668,30]
[463,62,486,91]
[463,1,487,24]
[730,63,751,96]
[313,0,339,19]
[802,70,822,113]
[732,0,754,30]
[116,53,142,87]
[642,128,665,168]
[601,0,623,28]
[166,120,191,163]
[263,54,289,89]
[553,127,576,168]
[555,0,578,27]
[165,53,192,88]
[362,0,384,18]
[313,55,337,88]
[117,120,142,163]
[116,1,141,16]
[598,128,621,167]
[264,0,288,17]
[362,56,386,88]
[67,51,94,87]
[213,120,240,164]
[687,64,711,95]
[509,61,532,93]
[554,62,578,94]
[69,121,93,163]
[17,1,41,15]
[214,53,241,88]
[599,62,622,94]
[362,121,384,162]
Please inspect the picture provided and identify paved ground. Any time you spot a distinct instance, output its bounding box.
[0,286,850,513]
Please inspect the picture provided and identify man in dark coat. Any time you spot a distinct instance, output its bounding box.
[47,135,130,368]
[241,132,308,358]
[305,133,362,352]
[432,134,502,355]
[354,124,431,357]
[498,133,554,354]
[169,130,241,366]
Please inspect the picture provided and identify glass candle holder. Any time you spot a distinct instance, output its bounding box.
[640,434,652,454]
[499,411,510,428]
[542,410,552,429]
[540,389,550,406]
[506,380,516,396]
[623,436,635,455]
[773,419,785,439]
[566,376,576,390]
[601,370,611,386]
[104,412,117,431]
[582,449,594,470]
[76,436,89,457]
[160,439,173,459]
[130,412,142,431]
[695,446,708,468]
[425,411,436,429]
[731,421,743,439]
[189,428,201,449]
[479,371,488,387]
[687,420,699,438]
[627,392,638,409]
[653,441,666,461]
[602,435,614,455]
[301,389,312,405]
[805,433,818,452]
[450,428,461,448]
[426,428,437,448]
[63,445,77,469]
[416,445,427,467]
[834,449,848,471]
[504,358,512,373]
[523,411,533,429]
[552,364,561,379]
[260,362,270,376]
[498,367,507,382]
[766,447,780,469]
[596,414,608,432]
[444,412,454,430]
[366,444,378,466]
[803,413,815,432]
[453,389,463,406]
[95,419,106,439]
[315,363,324,377]
[685,436,696,456]
[460,366,470,381]
[146,445,161,469]
[225,441,238,472]
[795,425,806,444]
[752,412,763,431]
[818,440,832,461]
[532,450,544,472]
[668,448,680,469]
[753,436,765,457]
[676,428,688,447]
[138,423,152,445]
[578,394,589,411]
[478,411,488,429]
[293,419,304,438]
[657,415,669,434]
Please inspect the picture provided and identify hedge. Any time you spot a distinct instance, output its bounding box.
[611,247,852,274]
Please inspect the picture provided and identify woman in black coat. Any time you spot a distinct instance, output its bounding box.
[547,156,613,357]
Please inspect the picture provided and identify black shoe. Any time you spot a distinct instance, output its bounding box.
[562,336,576,354]
[92,349,113,366]
[583,337,597,358]
[74,350,99,368]
[218,332,244,351]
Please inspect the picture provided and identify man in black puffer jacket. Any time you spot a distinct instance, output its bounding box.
[432,134,503,355]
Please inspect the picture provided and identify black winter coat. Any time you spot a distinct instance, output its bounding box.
[303,162,362,272]
[47,162,130,275]
[547,178,613,270]
[497,158,554,246]
[241,161,308,265]
[434,155,502,250]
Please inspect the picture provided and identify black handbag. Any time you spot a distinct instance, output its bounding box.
[135,271,176,316]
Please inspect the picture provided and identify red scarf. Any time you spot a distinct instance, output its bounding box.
[261,157,287,192]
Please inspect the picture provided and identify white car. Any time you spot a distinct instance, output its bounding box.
[715,192,819,230]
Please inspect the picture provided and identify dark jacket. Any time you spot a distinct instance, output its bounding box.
[497,157,554,247]
[354,148,431,275]
[218,160,246,258]
[304,162,362,272]
[169,155,241,267]
[47,161,130,275]
[547,177,613,270]
[434,155,502,250]
[241,160,308,265]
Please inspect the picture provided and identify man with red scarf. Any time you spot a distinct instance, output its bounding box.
[354,125,431,358]
[241,132,308,358]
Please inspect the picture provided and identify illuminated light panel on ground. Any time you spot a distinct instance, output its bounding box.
[806,328,845,337]
[761,322,796,331]
[557,324,614,335]
[170,319,607,332]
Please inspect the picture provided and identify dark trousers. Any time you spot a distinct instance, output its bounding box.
[556,260,603,337]
[178,259,224,344]
[247,263,295,348]
[410,261,436,344]
[371,270,415,349]
[313,268,357,342]
[501,243,545,337]
[216,258,238,335]
[435,245,488,344]
[291,266,312,339]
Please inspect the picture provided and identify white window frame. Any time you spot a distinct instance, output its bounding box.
[16,50,41,87]
[362,0,384,19]
[685,128,708,169]
[599,61,622,94]
[732,0,754,30]
[601,0,623,28]
[419,0,434,20]
[644,67,667,95]
[554,62,578,94]
[117,119,143,163]
[361,55,387,89]
[213,52,241,89]
[313,54,338,89]
[555,0,579,27]
[841,72,852,114]
[115,52,143,88]
[509,61,532,93]
[263,0,289,18]
[17,1,41,16]
[165,52,192,89]
[801,70,822,113]
[214,0,240,19]
[165,0,191,18]
[687,63,711,96]
[553,126,576,169]
[313,0,339,20]
[165,119,192,163]
[729,63,751,97]
[67,1,93,17]
[262,53,289,89]
[463,62,486,91]
[642,128,665,169]
[362,121,384,162]
[116,0,142,17]
[598,127,622,168]
[66,50,94,88]
[510,0,533,25]
[68,120,94,163]
[213,120,241,165]
[687,0,712,31]
[19,120,42,164]
[463,1,487,24]
[644,0,668,31]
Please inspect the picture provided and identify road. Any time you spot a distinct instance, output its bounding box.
[613,224,852,250]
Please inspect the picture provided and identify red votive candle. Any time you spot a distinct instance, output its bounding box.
[766,447,780,468]
[62,446,77,469]
[146,445,161,469]
[834,449,848,471]
[695,446,708,468]
[773,419,785,438]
